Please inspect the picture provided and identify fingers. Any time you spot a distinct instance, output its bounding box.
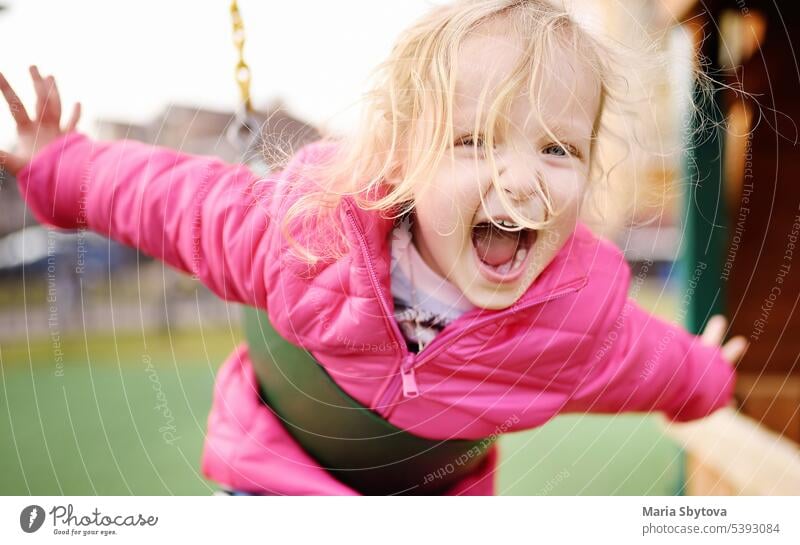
[0,71,32,128]
[700,314,749,366]
[30,65,47,121]
[2,66,69,131]
[30,65,60,125]
[0,149,27,176]
[701,314,727,346]
[65,102,81,132]
[47,75,62,122]
[722,335,749,365]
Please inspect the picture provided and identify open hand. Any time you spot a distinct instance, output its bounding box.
[0,65,80,176]
[701,314,747,410]
[700,314,748,366]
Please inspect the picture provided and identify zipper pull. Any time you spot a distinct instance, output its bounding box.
[400,354,418,397]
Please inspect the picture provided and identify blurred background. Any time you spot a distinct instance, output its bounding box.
[1,0,798,496]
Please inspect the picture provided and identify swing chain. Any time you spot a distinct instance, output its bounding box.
[227,1,269,175]
[230,0,252,112]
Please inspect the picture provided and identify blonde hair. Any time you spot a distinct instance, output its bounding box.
[272,0,649,265]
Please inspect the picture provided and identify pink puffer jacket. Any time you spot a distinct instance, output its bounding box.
[17,132,736,495]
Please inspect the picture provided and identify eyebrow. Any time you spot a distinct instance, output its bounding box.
[451,118,591,140]
[528,112,594,132]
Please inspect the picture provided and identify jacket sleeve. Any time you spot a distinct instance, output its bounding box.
[16,131,280,309]
[566,295,737,423]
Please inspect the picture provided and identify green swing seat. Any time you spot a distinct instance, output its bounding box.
[243,306,495,495]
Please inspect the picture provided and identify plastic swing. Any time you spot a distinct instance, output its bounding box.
[226,1,495,495]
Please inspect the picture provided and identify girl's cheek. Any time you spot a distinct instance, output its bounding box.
[546,170,585,207]
[422,176,465,233]
[447,168,481,217]
[459,163,501,211]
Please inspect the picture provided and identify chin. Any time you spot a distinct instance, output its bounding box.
[470,294,517,310]
[459,267,538,310]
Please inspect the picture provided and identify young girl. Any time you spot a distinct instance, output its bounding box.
[2,0,746,496]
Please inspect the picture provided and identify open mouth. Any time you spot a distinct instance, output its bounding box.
[470,218,537,282]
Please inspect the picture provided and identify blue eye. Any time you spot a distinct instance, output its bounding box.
[543,143,580,158]
[543,144,567,156]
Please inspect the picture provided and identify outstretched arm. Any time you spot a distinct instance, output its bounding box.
[567,297,745,422]
[2,66,278,309]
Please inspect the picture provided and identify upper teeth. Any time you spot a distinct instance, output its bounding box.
[496,219,519,229]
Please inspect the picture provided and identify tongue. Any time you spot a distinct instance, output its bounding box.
[472,225,520,266]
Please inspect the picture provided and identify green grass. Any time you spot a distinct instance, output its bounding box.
[497,414,683,495]
[0,327,242,495]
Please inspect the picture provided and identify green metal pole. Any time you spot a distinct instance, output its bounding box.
[679,28,728,335]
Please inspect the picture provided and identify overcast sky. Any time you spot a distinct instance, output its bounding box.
[0,0,450,146]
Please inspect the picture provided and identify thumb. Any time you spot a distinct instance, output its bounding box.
[701,314,727,346]
[722,335,749,365]
[0,150,28,176]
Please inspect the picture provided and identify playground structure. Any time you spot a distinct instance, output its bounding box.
[661,407,800,495]
[650,0,800,494]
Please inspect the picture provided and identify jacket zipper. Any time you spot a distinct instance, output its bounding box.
[345,205,588,414]
[344,208,413,408]
[376,277,588,413]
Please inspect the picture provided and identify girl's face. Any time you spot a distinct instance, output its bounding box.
[400,26,602,310]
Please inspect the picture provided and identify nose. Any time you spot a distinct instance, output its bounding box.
[496,160,542,202]
[503,185,537,202]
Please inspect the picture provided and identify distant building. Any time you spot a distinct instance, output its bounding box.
[95,100,320,168]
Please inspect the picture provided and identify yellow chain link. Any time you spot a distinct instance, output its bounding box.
[230,0,252,111]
